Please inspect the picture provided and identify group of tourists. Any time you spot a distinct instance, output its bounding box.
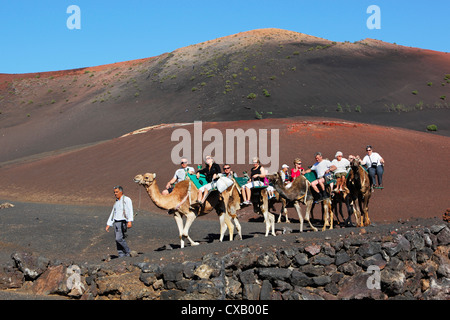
[277,145,385,202]
[161,145,385,206]
[105,145,384,258]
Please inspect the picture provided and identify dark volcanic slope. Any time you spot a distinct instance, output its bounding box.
[0,118,448,223]
[1,29,449,163]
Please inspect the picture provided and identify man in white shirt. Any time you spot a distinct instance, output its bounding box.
[305,152,336,202]
[361,145,385,188]
[106,186,133,257]
[162,158,195,195]
[331,151,350,192]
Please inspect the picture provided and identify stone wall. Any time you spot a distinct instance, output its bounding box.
[1,222,449,300]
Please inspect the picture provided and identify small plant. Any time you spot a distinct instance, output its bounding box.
[440,95,446,100]
[262,89,271,97]
[427,82,433,87]
[191,87,198,92]
[415,101,424,110]
[255,110,263,119]
[355,105,362,113]
[336,103,343,112]
[426,124,438,131]
[412,90,418,95]
[247,93,257,99]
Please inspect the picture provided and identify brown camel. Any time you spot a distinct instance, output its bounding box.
[134,173,242,248]
[268,173,335,232]
[347,159,372,227]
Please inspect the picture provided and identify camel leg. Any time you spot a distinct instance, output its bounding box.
[262,210,275,237]
[232,217,242,240]
[325,200,334,230]
[282,198,290,223]
[293,201,304,232]
[276,206,283,223]
[182,211,200,246]
[219,213,227,242]
[173,212,186,249]
[220,212,234,242]
[276,199,289,223]
[270,212,275,236]
[322,202,330,231]
[260,193,275,237]
[304,200,318,232]
[284,207,290,223]
[363,198,371,226]
[353,206,362,228]
[262,209,275,237]
[357,198,364,227]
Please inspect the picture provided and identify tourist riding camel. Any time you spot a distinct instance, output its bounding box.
[163,157,195,195]
[360,145,385,190]
[304,152,337,202]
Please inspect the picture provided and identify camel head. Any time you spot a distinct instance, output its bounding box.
[350,157,362,168]
[134,173,157,186]
[267,172,282,185]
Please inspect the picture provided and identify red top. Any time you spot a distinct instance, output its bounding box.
[291,168,304,180]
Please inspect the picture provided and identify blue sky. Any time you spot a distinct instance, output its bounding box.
[1,0,448,74]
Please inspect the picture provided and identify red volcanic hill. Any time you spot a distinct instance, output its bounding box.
[1,28,449,165]
[0,118,448,223]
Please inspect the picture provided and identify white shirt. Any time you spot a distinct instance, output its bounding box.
[362,152,383,167]
[331,158,350,174]
[310,159,332,178]
[173,167,195,183]
[107,195,133,226]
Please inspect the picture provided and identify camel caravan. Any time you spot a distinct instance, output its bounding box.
[134,148,384,248]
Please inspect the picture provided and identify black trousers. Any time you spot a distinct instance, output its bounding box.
[368,165,384,186]
[113,220,130,257]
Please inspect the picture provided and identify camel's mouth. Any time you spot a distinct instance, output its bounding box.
[133,175,144,184]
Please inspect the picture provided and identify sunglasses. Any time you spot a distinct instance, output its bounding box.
[224,167,230,170]
[181,161,188,164]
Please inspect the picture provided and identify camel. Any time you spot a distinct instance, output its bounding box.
[269,173,333,232]
[347,158,372,227]
[268,173,335,232]
[134,173,242,248]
